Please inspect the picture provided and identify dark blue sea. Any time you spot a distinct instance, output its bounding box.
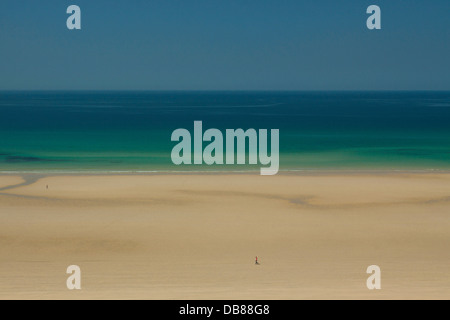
[0,91,449,172]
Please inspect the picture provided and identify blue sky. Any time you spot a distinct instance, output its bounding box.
[0,0,449,90]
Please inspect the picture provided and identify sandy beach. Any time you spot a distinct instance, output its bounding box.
[0,173,449,300]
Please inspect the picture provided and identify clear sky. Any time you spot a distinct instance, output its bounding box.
[0,0,449,91]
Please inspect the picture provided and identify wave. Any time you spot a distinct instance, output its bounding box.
[1,168,449,175]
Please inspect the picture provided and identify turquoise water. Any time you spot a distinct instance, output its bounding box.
[0,91,449,172]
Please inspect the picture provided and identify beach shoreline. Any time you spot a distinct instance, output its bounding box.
[0,172,449,299]
[2,168,450,176]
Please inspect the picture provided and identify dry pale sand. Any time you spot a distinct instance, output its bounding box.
[0,173,449,300]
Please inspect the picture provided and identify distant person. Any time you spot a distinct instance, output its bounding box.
[255,256,260,265]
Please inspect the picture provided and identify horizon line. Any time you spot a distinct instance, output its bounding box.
[1,89,450,93]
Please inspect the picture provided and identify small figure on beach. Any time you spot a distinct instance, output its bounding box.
[255,256,260,265]
[46,185,48,190]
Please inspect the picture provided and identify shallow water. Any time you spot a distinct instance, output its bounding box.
[0,91,449,172]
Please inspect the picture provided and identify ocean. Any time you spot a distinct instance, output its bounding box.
[0,91,449,173]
